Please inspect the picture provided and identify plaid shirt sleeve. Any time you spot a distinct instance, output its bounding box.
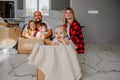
[69,21,84,53]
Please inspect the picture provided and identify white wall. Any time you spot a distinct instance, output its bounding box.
[71,0,120,43]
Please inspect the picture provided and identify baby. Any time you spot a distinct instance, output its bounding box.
[22,20,37,39]
[45,25,69,45]
[35,22,47,40]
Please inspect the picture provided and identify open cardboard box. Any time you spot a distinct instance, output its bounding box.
[18,37,44,54]
[0,22,8,27]
[0,23,20,48]
[37,69,45,80]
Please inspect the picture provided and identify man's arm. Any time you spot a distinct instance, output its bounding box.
[45,28,53,38]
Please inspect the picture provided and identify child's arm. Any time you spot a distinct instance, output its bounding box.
[25,33,35,39]
[44,39,52,45]
[44,39,59,45]
[40,33,46,40]
[44,29,53,38]
[22,30,35,39]
[59,39,69,45]
[22,29,27,37]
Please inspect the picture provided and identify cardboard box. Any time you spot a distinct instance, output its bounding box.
[0,22,8,27]
[0,22,19,28]
[8,23,19,28]
[0,27,20,40]
[18,37,44,54]
[37,69,45,80]
[0,26,20,48]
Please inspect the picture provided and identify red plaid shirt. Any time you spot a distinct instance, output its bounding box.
[64,20,84,53]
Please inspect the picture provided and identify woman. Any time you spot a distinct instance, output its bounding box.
[63,7,84,54]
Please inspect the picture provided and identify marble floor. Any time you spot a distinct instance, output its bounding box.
[0,43,120,80]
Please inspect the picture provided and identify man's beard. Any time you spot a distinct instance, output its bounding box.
[35,20,42,23]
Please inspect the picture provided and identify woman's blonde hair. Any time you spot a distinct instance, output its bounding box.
[63,7,76,24]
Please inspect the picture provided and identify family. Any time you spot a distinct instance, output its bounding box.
[24,7,84,80]
[22,7,84,54]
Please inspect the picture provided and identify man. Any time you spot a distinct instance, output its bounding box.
[33,11,53,38]
[22,11,53,38]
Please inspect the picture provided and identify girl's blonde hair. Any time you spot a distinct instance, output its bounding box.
[27,20,36,30]
[63,7,76,24]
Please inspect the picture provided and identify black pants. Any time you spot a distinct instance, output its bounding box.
[13,41,18,50]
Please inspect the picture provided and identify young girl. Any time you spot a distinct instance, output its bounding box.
[35,22,48,40]
[22,20,37,39]
[44,25,69,45]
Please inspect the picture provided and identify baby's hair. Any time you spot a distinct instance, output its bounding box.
[40,22,47,29]
[55,25,67,33]
[28,20,36,30]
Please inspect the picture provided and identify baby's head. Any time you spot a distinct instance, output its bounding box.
[54,25,67,40]
[28,20,36,30]
[37,22,47,32]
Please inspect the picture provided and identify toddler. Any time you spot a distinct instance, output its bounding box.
[45,25,69,45]
[35,22,47,40]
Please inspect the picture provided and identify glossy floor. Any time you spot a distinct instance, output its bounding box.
[0,43,120,80]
